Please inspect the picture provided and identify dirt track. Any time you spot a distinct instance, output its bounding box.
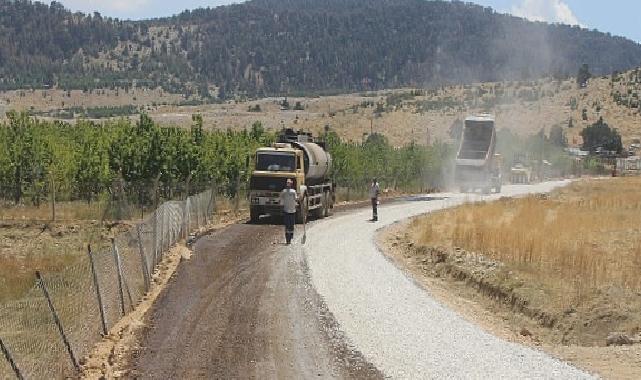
[129,220,382,379]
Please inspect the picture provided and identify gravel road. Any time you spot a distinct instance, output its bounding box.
[303,181,596,379]
[129,222,382,378]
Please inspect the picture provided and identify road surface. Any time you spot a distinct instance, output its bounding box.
[131,182,594,379]
[130,221,382,378]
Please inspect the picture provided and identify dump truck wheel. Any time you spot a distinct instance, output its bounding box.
[320,195,327,219]
[323,192,331,217]
[314,195,325,219]
[249,207,260,224]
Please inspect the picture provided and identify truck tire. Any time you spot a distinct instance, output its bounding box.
[313,195,325,219]
[316,194,326,219]
[250,207,260,224]
[323,192,331,217]
[296,196,308,224]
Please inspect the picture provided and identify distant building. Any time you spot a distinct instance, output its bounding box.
[617,157,641,176]
[565,147,589,157]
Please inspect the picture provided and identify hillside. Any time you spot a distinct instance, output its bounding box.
[2,66,640,151]
[1,0,641,96]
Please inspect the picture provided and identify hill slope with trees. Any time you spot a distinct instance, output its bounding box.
[1,0,641,97]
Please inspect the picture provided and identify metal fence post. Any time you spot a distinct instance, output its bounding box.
[113,240,134,312]
[206,182,215,223]
[111,239,126,317]
[187,198,192,236]
[159,206,165,254]
[0,336,24,380]
[195,196,200,230]
[182,198,189,240]
[152,209,158,267]
[136,225,151,293]
[35,271,79,372]
[87,245,108,336]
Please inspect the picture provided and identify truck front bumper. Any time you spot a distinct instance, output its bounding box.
[250,193,298,216]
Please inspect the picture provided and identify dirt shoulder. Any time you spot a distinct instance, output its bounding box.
[378,221,641,379]
[80,213,247,379]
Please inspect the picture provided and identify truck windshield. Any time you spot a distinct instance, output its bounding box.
[256,152,296,172]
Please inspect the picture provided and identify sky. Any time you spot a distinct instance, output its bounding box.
[57,0,640,43]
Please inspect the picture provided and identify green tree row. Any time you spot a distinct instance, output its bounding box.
[0,113,451,208]
[327,132,453,192]
[0,113,271,205]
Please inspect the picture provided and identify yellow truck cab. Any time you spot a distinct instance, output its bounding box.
[249,129,334,223]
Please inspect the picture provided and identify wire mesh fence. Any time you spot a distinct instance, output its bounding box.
[0,185,218,379]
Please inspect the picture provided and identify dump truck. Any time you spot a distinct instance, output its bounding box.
[249,129,335,223]
[454,114,502,193]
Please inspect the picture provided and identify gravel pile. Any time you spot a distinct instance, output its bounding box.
[302,182,596,379]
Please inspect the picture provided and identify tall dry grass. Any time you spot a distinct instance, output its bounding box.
[414,178,641,304]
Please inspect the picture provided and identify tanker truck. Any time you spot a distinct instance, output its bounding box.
[249,129,335,223]
[454,114,502,193]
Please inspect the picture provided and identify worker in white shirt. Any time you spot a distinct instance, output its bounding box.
[369,178,380,221]
[280,178,298,244]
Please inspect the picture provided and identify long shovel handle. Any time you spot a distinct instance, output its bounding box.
[301,199,308,244]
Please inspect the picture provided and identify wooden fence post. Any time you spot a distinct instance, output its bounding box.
[136,225,151,292]
[111,239,125,317]
[0,336,24,380]
[87,245,108,336]
[35,271,79,372]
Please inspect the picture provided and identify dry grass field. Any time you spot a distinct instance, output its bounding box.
[403,178,641,346]
[0,220,123,302]
[415,179,641,298]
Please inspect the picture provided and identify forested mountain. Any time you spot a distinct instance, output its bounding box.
[1,0,641,97]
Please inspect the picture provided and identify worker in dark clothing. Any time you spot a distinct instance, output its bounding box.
[280,178,297,244]
[369,178,380,221]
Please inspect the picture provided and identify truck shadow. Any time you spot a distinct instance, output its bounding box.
[402,196,447,202]
[245,213,324,225]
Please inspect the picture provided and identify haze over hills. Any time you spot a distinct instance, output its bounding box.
[0,0,640,97]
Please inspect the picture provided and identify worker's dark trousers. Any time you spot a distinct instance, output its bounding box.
[371,198,378,221]
[283,212,295,244]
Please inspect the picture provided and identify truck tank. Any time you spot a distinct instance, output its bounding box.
[293,142,332,186]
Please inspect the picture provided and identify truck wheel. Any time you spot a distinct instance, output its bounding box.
[313,196,325,219]
[323,192,331,217]
[317,194,327,219]
[296,196,308,224]
[250,207,260,224]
